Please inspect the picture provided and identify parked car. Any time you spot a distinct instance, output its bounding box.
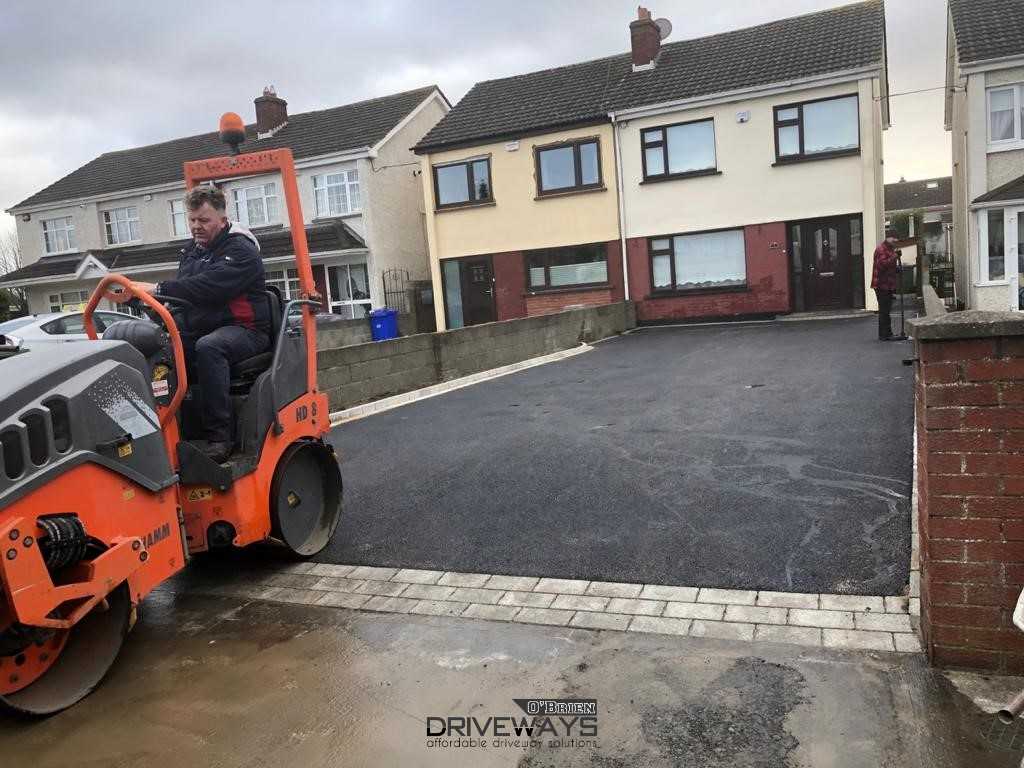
[0,311,137,346]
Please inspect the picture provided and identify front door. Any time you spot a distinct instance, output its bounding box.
[800,218,851,310]
[461,257,496,326]
[1010,207,1024,310]
[442,256,496,329]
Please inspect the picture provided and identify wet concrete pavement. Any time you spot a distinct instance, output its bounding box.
[1,589,1016,768]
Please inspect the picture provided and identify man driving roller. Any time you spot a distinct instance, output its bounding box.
[127,186,270,462]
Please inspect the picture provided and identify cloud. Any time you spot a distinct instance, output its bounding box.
[0,0,952,236]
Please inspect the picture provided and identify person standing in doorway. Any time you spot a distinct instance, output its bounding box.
[871,228,900,341]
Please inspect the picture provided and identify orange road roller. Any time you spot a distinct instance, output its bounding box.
[0,133,342,715]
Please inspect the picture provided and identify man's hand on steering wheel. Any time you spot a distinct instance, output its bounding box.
[104,281,158,304]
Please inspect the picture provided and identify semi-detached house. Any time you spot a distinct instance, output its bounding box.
[415,1,890,330]
[945,0,1024,312]
[1,86,449,318]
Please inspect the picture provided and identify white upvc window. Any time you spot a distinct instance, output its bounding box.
[233,182,279,227]
[47,290,90,312]
[41,216,76,254]
[169,199,188,238]
[266,268,301,299]
[313,170,361,217]
[103,206,141,244]
[987,84,1024,149]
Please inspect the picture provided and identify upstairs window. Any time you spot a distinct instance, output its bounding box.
[774,94,859,162]
[649,229,747,292]
[526,243,608,290]
[988,85,1024,146]
[535,138,601,195]
[169,199,188,238]
[433,159,492,209]
[642,119,717,180]
[103,206,140,245]
[233,182,279,227]
[42,216,76,254]
[313,169,361,216]
[434,157,493,208]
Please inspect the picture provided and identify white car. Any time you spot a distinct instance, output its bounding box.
[0,311,137,346]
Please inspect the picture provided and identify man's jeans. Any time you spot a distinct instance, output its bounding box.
[182,326,269,443]
[875,289,893,339]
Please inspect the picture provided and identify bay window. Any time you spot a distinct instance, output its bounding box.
[526,243,608,290]
[642,119,717,180]
[774,94,860,162]
[650,229,747,292]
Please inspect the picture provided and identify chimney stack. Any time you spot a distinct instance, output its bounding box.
[630,7,661,70]
[255,85,288,137]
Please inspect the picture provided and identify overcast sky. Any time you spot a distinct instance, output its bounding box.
[1,0,950,238]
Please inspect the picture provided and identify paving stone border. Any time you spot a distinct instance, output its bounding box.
[173,564,922,654]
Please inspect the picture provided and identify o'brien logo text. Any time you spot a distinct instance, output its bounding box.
[426,698,598,751]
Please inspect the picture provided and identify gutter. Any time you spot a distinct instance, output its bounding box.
[609,112,630,302]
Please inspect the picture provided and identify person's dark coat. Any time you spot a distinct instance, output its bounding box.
[157,222,269,336]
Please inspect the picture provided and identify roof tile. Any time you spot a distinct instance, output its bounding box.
[949,0,1024,65]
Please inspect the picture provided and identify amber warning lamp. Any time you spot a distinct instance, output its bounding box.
[219,112,246,154]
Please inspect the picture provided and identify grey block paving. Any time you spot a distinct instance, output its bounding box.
[754,625,823,646]
[551,594,610,612]
[663,602,726,621]
[411,600,467,617]
[499,591,557,608]
[514,608,575,626]
[400,584,457,601]
[462,603,521,621]
[195,567,922,656]
[438,572,492,588]
[585,582,643,598]
[697,588,757,605]
[823,629,896,652]
[606,598,665,616]
[535,578,590,594]
[393,569,444,585]
[628,616,692,636]
[570,612,632,631]
[789,608,856,630]
[691,620,756,642]
[639,585,699,602]
[756,591,818,609]
[485,575,540,591]
[315,592,371,610]
[820,595,886,613]
[724,605,788,625]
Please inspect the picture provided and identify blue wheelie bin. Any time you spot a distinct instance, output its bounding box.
[369,308,399,341]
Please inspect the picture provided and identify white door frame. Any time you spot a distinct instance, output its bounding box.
[1007,206,1023,311]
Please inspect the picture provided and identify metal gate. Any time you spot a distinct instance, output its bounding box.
[381,268,409,313]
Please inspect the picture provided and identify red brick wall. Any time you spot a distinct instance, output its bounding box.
[492,251,526,321]
[526,289,613,316]
[917,332,1024,672]
[625,223,790,322]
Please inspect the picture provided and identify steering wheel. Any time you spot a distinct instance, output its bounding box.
[83,274,188,428]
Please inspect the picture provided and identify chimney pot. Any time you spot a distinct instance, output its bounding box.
[630,7,661,69]
[255,87,288,136]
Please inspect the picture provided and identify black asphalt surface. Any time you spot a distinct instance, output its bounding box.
[322,317,913,595]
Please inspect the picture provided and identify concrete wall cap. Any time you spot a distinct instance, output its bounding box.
[909,310,1024,341]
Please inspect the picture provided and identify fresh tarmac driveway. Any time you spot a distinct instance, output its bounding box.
[323,317,913,595]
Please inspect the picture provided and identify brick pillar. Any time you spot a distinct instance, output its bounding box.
[913,312,1024,672]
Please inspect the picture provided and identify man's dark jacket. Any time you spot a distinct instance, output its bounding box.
[157,223,269,336]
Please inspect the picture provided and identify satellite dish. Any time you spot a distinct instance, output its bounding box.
[656,18,672,40]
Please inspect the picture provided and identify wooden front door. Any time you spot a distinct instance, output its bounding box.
[800,218,851,310]
[455,256,496,327]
